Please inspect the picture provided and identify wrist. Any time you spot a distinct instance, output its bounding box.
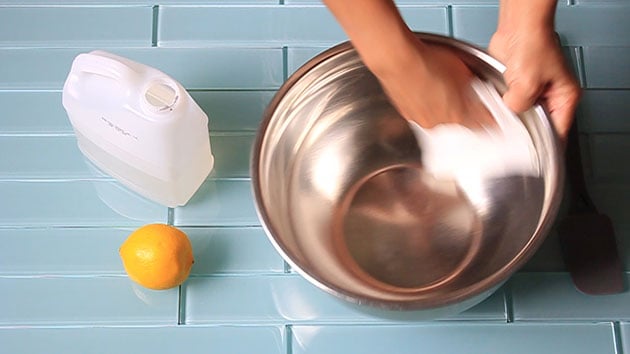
[496,0,556,35]
[360,29,429,80]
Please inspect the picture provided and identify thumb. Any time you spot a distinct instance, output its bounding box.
[502,78,543,114]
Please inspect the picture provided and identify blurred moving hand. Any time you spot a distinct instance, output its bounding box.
[324,0,581,142]
[489,0,581,142]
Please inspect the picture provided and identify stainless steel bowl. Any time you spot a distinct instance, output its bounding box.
[251,33,563,311]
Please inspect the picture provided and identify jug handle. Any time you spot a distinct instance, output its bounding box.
[71,52,138,85]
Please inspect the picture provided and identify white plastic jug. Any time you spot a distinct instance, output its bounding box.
[62,50,214,207]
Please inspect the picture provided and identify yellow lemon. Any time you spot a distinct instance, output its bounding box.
[119,224,194,290]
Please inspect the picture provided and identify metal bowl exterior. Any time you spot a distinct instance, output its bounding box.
[251,33,564,312]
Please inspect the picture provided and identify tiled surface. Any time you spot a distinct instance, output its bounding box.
[578,90,630,133]
[291,323,617,354]
[183,275,507,325]
[451,6,498,46]
[0,92,73,134]
[0,47,283,90]
[0,227,131,275]
[0,277,178,326]
[0,326,285,354]
[173,180,258,226]
[583,46,630,88]
[158,5,448,46]
[512,272,630,321]
[0,136,102,179]
[185,227,285,275]
[0,181,167,227]
[0,6,153,47]
[452,4,630,47]
[190,91,274,132]
[1,2,629,354]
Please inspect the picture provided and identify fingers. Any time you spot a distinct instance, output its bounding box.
[547,83,581,142]
[503,72,580,144]
[502,75,543,114]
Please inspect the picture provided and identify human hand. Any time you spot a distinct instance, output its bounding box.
[322,0,493,130]
[370,36,495,130]
[488,28,581,143]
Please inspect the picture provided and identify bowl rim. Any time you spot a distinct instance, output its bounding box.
[250,32,565,310]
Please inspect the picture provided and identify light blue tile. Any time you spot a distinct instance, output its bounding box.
[191,90,274,132]
[583,47,630,89]
[0,227,130,275]
[454,5,630,47]
[183,275,285,324]
[576,0,628,2]
[397,6,449,34]
[0,136,106,180]
[159,5,446,46]
[183,274,505,324]
[208,133,254,179]
[620,322,630,354]
[451,6,498,47]
[0,0,278,3]
[0,326,284,354]
[185,227,285,275]
[0,181,167,227]
[291,322,615,354]
[158,5,346,46]
[454,5,630,46]
[578,90,630,133]
[0,122,252,183]
[122,47,285,90]
[287,47,329,76]
[287,0,506,3]
[275,270,508,321]
[0,47,283,90]
[556,5,630,46]
[455,285,507,321]
[173,180,258,226]
[589,134,630,184]
[512,272,630,321]
[0,6,152,47]
[0,92,72,134]
[0,277,177,325]
[0,48,83,90]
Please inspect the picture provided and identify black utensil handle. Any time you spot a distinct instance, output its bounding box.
[566,121,598,214]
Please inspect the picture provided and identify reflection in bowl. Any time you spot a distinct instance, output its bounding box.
[252,33,563,312]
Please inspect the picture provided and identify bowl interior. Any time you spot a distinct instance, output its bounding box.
[253,34,562,309]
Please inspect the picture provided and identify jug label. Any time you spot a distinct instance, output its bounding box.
[101,116,138,141]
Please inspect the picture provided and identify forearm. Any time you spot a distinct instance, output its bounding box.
[496,0,557,34]
[323,0,424,76]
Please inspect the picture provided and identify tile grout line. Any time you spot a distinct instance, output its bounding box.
[614,321,625,354]
[152,5,159,47]
[282,46,289,83]
[285,324,293,354]
[167,208,175,226]
[177,284,185,325]
[171,206,183,326]
[446,5,454,38]
[504,280,514,323]
[576,46,588,89]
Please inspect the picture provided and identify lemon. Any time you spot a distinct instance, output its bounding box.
[119,224,194,290]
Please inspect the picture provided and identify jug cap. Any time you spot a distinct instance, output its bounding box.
[142,80,180,114]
